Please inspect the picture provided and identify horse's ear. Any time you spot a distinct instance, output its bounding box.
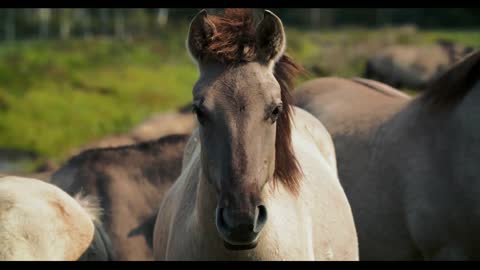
[255,10,286,64]
[187,9,216,62]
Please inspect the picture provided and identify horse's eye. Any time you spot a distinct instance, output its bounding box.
[270,104,283,123]
[192,103,207,125]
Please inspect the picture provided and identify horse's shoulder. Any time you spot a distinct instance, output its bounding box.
[291,106,337,172]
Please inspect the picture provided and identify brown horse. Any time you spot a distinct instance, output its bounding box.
[0,176,111,261]
[51,134,189,260]
[153,9,358,260]
[294,50,480,260]
[364,41,474,90]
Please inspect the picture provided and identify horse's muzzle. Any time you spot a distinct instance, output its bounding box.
[215,205,268,251]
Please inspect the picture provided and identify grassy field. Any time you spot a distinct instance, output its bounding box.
[1,26,479,170]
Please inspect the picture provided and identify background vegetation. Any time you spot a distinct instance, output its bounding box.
[0,8,479,172]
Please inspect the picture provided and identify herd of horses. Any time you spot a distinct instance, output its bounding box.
[1,9,480,261]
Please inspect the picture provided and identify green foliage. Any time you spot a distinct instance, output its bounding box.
[0,35,196,165]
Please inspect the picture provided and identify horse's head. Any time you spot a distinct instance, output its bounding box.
[187,9,302,250]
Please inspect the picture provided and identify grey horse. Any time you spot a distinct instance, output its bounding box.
[294,50,480,260]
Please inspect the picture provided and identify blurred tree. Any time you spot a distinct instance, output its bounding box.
[5,8,16,42]
[129,8,149,37]
[1,8,479,42]
[157,8,169,27]
[310,9,321,27]
[99,8,111,36]
[38,8,51,39]
[77,8,92,39]
[59,8,73,40]
[114,8,126,39]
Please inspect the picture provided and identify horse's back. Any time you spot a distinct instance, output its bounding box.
[293,77,410,194]
[0,176,95,260]
[51,134,189,261]
[292,77,409,191]
[294,77,410,136]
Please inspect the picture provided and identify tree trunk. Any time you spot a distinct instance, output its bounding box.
[310,8,321,28]
[38,8,51,39]
[59,9,72,40]
[157,8,168,27]
[5,8,16,42]
[99,8,109,35]
[80,8,92,39]
[114,9,126,39]
[310,8,334,29]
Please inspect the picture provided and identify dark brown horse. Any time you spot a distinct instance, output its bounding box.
[51,134,189,260]
[294,50,480,260]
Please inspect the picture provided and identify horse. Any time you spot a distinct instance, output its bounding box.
[364,41,474,90]
[293,50,480,260]
[51,134,190,260]
[0,175,112,261]
[152,9,358,261]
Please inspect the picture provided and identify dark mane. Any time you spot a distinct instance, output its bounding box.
[421,50,480,110]
[204,9,304,194]
[70,134,190,164]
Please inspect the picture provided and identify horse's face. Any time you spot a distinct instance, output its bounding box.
[193,63,280,250]
[187,10,287,250]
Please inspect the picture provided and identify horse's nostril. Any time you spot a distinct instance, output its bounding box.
[254,205,268,233]
[216,207,229,231]
[220,207,235,230]
[215,205,268,243]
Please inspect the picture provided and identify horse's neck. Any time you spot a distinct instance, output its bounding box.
[367,83,480,232]
[290,106,338,172]
[371,97,455,178]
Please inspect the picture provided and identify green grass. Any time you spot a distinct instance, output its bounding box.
[1,26,479,171]
[0,34,197,165]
